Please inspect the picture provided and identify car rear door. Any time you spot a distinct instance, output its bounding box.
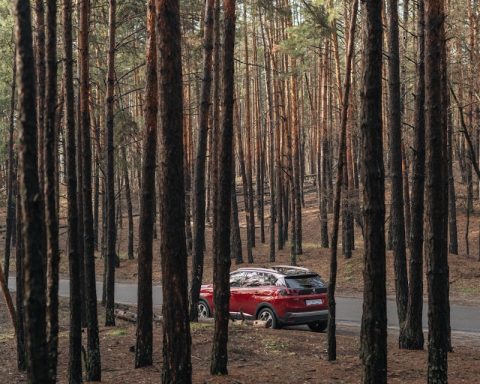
[229,272,246,314]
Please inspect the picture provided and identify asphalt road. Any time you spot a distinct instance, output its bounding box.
[7,277,480,334]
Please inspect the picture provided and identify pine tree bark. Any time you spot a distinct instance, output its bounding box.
[44,0,60,375]
[328,0,358,361]
[388,0,409,327]
[359,1,387,383]
[424,0,449,382]
[105,0,117,327]
[135,0,157,367]
[15,190,26,371]
[122,146,134,260]
[190,0,215,322]
[243,1,256,252]
[210,0,236,375]
[399,0,425,351]
[80,0,101,377]
[14,0,49,379]
[64,0,82,375]
[156,0,192,382]
[4,50,17,284]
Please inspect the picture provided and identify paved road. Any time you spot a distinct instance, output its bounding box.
[7,277,480,334]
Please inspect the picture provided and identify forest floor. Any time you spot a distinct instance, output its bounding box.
[1,297,480,384]
[1,187,480,382]
[31,185,478,305]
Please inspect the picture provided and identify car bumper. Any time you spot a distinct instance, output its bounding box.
[279,309,329,325]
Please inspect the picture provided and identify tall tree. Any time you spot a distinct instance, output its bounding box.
[15,191,26,372]
[3,49,17,284]
[14,0,49,379]
[44,0,60,375]
[424,0,449,382]
[388,0,408,326]
[80,0,101,377]
[359,0,387,383]
[210,0,236,375]
[399,0,425,351]
[135,0,157,366]
[156,0,192,382]
[190,0,216,322]
[105,0,117,327]
[328,0,358,361]
[64,0,82,377]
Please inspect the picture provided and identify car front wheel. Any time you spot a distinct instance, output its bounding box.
[308,320,327,332]
[257,307,280,329]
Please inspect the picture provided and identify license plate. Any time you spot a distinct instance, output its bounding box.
[306,299,323,306]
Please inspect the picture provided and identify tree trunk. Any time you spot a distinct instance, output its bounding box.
[63,0,82,377]
[388,0,409,327]
[3,49,17,284]
[14,0,49,379]
[243,1,256,251]
[44,0,60,375]
[15,189,26,372]
[359,1,387,383]
[135,0,157,367]
[80,0,101,377]
[210,0,235,375]
[105,0,117,327]
[190,0,215,322]
[424,1,449,381]
[399,0,425,351]
[122,146,134,260]
[156,0,192,382]
[328,0,358,361]
[447,95,458,255]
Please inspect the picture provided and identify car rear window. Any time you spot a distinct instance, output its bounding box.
[284,274,326,289]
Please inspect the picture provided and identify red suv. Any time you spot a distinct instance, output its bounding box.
[199,266,329,332]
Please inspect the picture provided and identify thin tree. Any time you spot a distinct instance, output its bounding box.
[190,0,216,322]
[44,0,60,374]
[80,0,101,377]
[388,0,408,326]
[359,0,387,383]
[15,191,26,372]
[399,0,425,350]
[156,0,192,382]
[64,0,82,376]
[210,0,236,375]
[327,0,358,361]
[14,0,49,379]
[424,0,449,381]
[3,48,17,284]
[135,0,157,366]
[105,0,117,327]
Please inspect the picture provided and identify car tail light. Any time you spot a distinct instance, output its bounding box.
[279,288,300,296]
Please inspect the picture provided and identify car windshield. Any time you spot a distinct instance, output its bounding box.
[284,274,325,289]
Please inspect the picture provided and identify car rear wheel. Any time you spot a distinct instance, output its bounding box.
[308,320,327,332]
[257,307,279,329]
[198,300,211,319]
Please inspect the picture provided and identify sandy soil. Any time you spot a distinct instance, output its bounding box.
[1,297,480,384]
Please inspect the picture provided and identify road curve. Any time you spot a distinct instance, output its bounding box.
[7,277,480,334]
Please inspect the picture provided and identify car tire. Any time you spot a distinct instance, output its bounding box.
[308,320,327,332]
[257,307,280,329]
[197,300,211,319]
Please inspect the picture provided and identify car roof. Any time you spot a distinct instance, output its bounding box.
[233,265,315,277]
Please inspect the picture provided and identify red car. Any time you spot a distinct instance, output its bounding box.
[198,266,329,332]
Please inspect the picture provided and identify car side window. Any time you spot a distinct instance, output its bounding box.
[244,272,263,287]
[230,272,245,287]
[264,273,277,286]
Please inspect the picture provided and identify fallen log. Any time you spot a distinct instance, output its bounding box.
[113,308,267,328]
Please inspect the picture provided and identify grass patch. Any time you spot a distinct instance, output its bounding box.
[262,338,291,353]
[106,328,128,337]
